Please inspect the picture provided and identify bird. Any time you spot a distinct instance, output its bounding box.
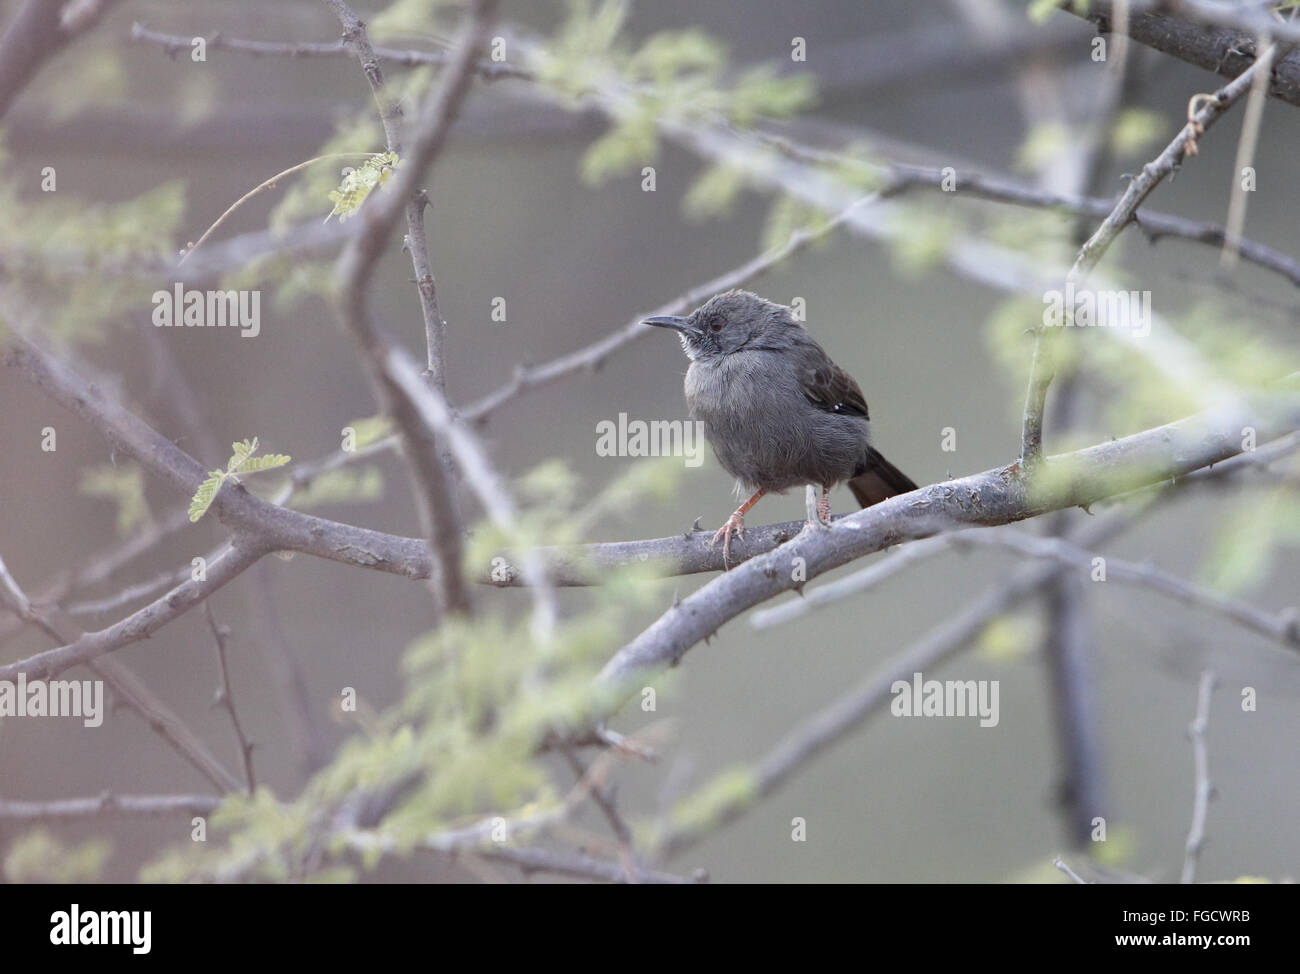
[644,289,918,567]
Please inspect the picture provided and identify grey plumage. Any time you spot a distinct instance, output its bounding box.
[645,289,917,518]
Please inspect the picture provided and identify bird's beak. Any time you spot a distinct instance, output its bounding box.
[642,314,695,334]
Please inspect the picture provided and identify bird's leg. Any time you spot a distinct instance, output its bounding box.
[816,484,832,526]
[710,488,766,569]
[804,484,828,531]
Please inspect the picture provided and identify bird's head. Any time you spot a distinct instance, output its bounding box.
[643,289,802,361]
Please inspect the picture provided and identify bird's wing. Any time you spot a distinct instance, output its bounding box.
[798,348,870,419]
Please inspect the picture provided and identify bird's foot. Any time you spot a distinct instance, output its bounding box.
[816,491,831,526]
[709,511,746,569]
[806,484,832,531]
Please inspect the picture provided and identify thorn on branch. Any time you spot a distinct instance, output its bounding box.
[1184,93,1223,157]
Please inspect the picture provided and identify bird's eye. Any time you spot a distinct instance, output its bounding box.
[709,320,723,332]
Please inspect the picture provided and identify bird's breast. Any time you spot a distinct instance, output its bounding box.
[684,353,869,491]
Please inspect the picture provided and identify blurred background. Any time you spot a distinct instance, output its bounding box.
[0,0,1297,882]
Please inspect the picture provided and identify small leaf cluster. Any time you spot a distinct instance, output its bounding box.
[189,438,291,523]
[325,151,400,223]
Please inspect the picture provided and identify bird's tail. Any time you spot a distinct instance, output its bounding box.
[848,447,918,508]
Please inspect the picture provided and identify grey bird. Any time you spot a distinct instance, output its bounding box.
[644,289,918,566]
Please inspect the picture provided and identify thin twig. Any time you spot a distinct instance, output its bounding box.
[750,138,1300,289]
[321,4,467,390]
[559,744,645,883]
[1054,858,1090,884]
[1020,48,1277,464]
[329,0,499,619]
[750,536,953,629]
[1181,670,1217,884]
[0,540,267,685]
[245,561,327,777]
[0,793,220,820]
[1219,36,1275,270]
[0,551,243,792]
[130,21,531,80]
[954,529,1300,655]
[177,153,385,264]
[460,192,883,422]
[203,603,256,795]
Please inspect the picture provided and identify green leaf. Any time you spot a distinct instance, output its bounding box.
[188,471,224,523]
[325,152,399,222]
[228,438,258,471]
[190,438,293,522]
[237,453,292,474]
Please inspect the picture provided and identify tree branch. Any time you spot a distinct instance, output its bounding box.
[593,387,1300,715]
[0,552,244,792]
[384,346,558,639]
[0,792,219,821]
[1020,48,1276,463]
[1058,0,1300,108]
[0,0,121,120]
[956,530,1300,654]
[0,540,266,684]
[1181,669,1217,883]
[130,21,531,81]
[329,0,499,619]
[204,603,257,795]
[652,510,1137,859]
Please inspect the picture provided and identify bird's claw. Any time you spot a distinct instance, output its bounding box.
[709,512,746,569]
[815,492,832,528]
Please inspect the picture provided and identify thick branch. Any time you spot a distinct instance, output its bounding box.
[0,0,121,120]
[593,388,1300,711]
[330,0,499,618]
[9,331,1298,604]
[385,346,558,638]
[0,540,266,683]
[1059,1,1300,108]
